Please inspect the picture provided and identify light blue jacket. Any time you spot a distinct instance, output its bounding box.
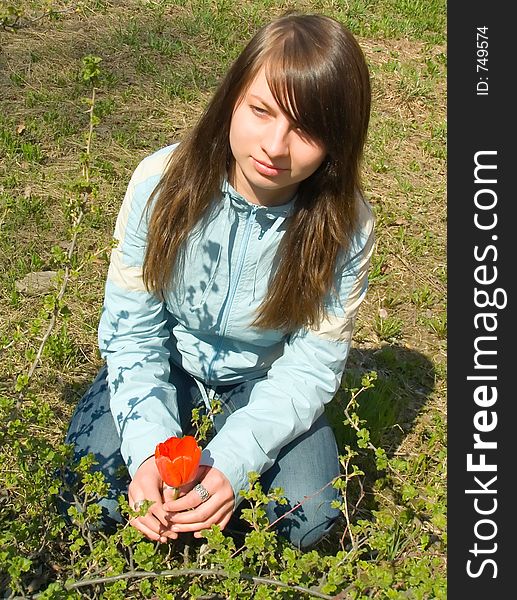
[98,144,375,505]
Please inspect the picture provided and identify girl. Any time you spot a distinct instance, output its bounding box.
[65,11,374,551]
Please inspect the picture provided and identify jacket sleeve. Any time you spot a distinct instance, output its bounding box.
[98,150,182,477]
[202,201,375,504]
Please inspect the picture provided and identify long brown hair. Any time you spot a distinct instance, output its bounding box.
[143,12,371,333]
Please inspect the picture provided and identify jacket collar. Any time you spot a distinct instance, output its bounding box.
[222,179,296,218]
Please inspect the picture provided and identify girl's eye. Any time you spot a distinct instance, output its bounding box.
[250,105,268,116]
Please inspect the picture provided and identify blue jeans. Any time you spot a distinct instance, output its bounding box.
[64,361,341,550]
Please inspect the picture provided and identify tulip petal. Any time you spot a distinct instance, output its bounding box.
[154,435,201,487]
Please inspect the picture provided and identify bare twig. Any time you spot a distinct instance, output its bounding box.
[2,7,77,31]
[26,568,335,599]
[18,87,96,400]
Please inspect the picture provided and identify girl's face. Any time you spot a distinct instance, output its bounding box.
[229,68,327,207]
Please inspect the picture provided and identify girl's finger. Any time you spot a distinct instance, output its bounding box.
[128,492,172,533]
[163,486,211,512]
[193,512,233,538]
[170,509,232,534]
[131,516,175,542]
[171,501,233,528]
[162,485,181,503]
[168,497,219,524]
[133,504,178,540]
[128,492,147,517]
[149,503,173,529]
[128,495,163,524]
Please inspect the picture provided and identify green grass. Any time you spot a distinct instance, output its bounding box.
[0,0,446,597]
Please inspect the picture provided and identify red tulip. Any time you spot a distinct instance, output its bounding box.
[155,435,201,488]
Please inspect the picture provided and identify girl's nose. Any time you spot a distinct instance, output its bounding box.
[261,117,290,159]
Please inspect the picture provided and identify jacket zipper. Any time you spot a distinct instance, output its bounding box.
[207,205,258,383]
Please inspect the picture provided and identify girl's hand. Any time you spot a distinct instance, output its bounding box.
[128,456,180,542]
[163,465,234,537]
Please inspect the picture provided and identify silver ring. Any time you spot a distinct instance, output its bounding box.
[133,500,145,512]
[193,483,211,503]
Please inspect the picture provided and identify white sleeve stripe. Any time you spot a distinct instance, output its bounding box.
[311,228,375,342]
[107,249,147,292]
[112,146,176,248]
[112,184,134,249]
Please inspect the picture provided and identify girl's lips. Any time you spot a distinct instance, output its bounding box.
[252,157,287,177]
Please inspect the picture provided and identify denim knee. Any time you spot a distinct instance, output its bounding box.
[57,495,122,535]
[57,471,125,534]
[92,496,125,532]
[266,490,340,550]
